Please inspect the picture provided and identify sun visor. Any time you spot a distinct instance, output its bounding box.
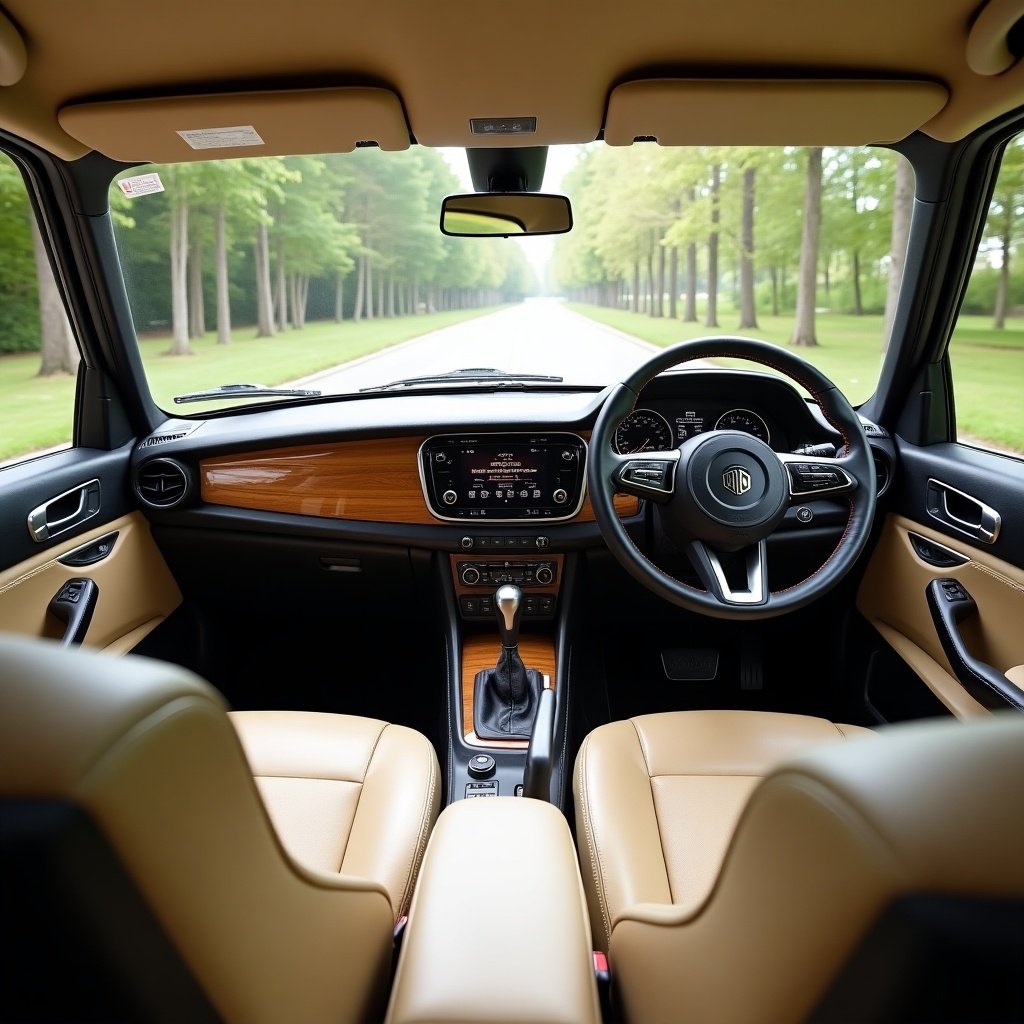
[604,79,949,146]
[58,87,411,163]
[0,9,27,86]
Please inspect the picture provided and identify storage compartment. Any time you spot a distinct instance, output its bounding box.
[386,798,600,1024]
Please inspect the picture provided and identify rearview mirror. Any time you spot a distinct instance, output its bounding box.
[440,193,573,237]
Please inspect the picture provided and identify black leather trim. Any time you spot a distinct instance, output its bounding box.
[925,579,1024,712]
[0,798,221,1023]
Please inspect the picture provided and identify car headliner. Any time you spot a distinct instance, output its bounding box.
[0,0,1022,165]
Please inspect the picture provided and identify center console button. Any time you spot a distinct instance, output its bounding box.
[468,753,496,778]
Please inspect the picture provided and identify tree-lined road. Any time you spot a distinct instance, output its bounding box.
[297,299,667,392]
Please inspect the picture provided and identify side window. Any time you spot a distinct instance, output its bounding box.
[948,134,1024,459]
[0,151,79,468]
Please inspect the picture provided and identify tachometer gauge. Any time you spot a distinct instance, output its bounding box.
[714,408,771,444]
[614,409,674,454]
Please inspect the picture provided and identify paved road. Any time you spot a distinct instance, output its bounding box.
[295,298,664,393]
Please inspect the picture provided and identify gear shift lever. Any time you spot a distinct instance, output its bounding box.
[473,584,544,740]
[495,584,523,649]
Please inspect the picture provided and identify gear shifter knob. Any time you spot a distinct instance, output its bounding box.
[494,584,523,649]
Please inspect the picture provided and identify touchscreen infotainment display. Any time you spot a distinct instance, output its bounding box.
[459,444,544,507]
[421,433,586,520]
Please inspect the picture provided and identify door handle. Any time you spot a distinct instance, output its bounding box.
[926,578,1023,712]
[27,479,101,543]
[48,578,99,647]
[926,478,1001,544]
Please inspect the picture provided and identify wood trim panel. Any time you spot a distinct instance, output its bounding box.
[201,437,436,524]
[201,437,639,524]
[461,633,556,749]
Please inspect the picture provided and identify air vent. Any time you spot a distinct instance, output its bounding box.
[871,447,893,498]
[139,432,188,448]
[137,421,201,448]
[134,458,191,509]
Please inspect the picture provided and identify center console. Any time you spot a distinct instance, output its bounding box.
[385,798,601,1024]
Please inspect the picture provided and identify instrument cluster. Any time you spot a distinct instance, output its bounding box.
[614,404,774,454]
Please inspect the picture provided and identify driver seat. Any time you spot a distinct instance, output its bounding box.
[573,709,1024,1023]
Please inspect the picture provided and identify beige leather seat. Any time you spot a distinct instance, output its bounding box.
[574,708,1024,1023]
[0,634,440,1024]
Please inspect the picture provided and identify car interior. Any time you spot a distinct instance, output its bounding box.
[1,0,1024,1021]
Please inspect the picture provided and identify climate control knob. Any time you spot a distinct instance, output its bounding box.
[460,564,482,585]
[552,488,568,505]
[442,489,458,505]
[535,565,554,586]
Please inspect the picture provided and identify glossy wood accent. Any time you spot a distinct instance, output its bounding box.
[461,633,556,749]
[200,436,640,524]
[201,437,437,523]
[582,491,640,521]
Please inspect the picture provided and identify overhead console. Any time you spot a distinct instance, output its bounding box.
[420,432,587,522]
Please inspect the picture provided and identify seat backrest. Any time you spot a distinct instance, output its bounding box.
[0,634,396,1024]
[606,713,1024,1024]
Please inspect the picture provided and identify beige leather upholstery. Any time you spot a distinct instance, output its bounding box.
[0,634,440,1024]
[386,798,601,1024]
[231,710,439,918]
[574,710,873,950]
[574,710,1024,1024]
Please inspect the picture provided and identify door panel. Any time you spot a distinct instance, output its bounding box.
[1,449,180,651]
[858,439,1024,718]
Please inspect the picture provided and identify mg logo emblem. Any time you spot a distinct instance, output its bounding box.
[722,466,752,496]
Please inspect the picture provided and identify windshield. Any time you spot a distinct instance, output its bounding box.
[109,145,912,413]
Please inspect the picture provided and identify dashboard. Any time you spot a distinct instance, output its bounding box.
[130,368,863,537]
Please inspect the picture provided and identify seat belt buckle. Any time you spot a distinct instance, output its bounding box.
[593,950,617,1021]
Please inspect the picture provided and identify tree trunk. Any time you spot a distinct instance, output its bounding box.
[851,250,863,316]
[738,166,758,330]
[705,164,721,329]
[169,197,191,354]
[353,256,365,321]
[254,223,275,337]
[770,266,779,316]
[684,242,697,321]
[364,258,375,319]
[188,240,205,339]
[790,147,823,347]
[30,219,80,377]
[376,270,385,318]
[387,272,396,318]
[995,230,1011,329]
[275,232,288,332]
[215,206,231,344]
[340,275,350,323]
[882,155,914,350]
[668,246,679,320]
[647,241,656,317]
[631,260,640,313]
[655,241,666,318]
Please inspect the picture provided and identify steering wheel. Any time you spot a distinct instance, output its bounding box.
[588,337,877,620]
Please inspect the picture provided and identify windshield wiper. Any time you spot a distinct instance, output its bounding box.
[173,383,322,405]
[360,367,564,393]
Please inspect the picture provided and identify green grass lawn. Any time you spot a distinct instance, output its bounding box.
[568,303,1024,455]
[0,307,505,462]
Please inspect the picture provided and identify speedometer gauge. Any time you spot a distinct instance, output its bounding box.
[714,408,771,444]
[614,409,674,454]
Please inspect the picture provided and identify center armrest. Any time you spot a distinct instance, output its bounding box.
[385,796,601,1024]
